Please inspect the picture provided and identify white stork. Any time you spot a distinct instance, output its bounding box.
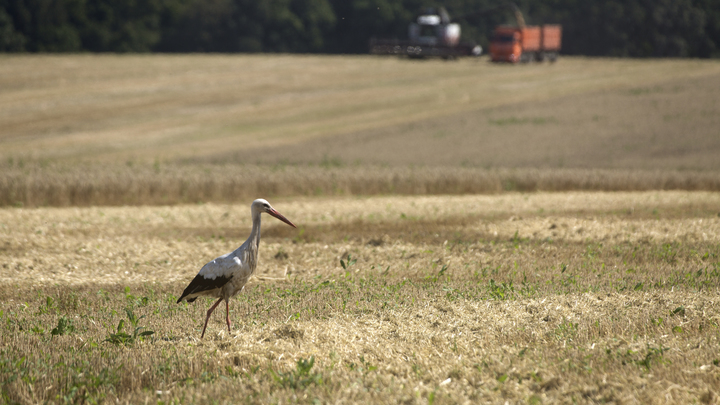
[177,198,296,338]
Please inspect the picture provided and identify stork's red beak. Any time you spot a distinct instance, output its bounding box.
[267,208,296,228]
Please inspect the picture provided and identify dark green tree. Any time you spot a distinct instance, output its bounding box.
[155,0,335,53]
[80,0,164,52]
[0,5,26,51]
[0,0,719,56]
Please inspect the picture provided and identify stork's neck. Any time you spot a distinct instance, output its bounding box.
[246,210,262,250]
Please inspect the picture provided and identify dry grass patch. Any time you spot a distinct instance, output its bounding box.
[1,192,719,403]
[1,192,719,285]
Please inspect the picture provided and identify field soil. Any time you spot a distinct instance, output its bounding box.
[1,55,720,403]
[2,192,719,403]
[242,72,720,170]
[1,55,719,171]
[2,55,720,207]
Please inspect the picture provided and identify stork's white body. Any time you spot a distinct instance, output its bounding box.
[179,221,260,303]
[177,199,296,338]
[196,246,256,300]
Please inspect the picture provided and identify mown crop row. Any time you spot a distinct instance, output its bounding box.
[3,162,720,207]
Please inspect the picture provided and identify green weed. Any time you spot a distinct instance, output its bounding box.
[269,356,323,390]
[486,279,514,300]
[340,254,357,270]
[51,316,75,337]
[104,308,154,346]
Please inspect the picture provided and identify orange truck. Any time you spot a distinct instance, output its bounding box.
[489,24,562,63]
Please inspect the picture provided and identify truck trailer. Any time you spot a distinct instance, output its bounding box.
[489,24,562,63]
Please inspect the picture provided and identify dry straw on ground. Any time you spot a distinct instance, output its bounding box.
[1,192,719,403]
[2,54,720,403]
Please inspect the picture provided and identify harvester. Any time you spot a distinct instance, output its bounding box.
[369,7,482,58]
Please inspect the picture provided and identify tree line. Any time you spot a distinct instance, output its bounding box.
[1,0,719,57]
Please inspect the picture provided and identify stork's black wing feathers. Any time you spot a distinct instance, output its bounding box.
[176,273,233,303]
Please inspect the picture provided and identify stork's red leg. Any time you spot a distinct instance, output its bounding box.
[201,298,224,339]
[225,300,232,332]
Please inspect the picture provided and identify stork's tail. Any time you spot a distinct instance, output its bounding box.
[176,295,197,303]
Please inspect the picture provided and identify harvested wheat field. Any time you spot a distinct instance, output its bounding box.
[1,192,720,404]
[3,55,718,164]
[2,55,720,208]
[2,54,720,404]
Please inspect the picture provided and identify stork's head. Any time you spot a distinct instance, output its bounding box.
[252,199,296,228]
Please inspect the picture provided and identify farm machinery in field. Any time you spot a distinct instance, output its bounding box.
[487,3,562,63]
[369,7,482,59]
[369,2,562,63]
